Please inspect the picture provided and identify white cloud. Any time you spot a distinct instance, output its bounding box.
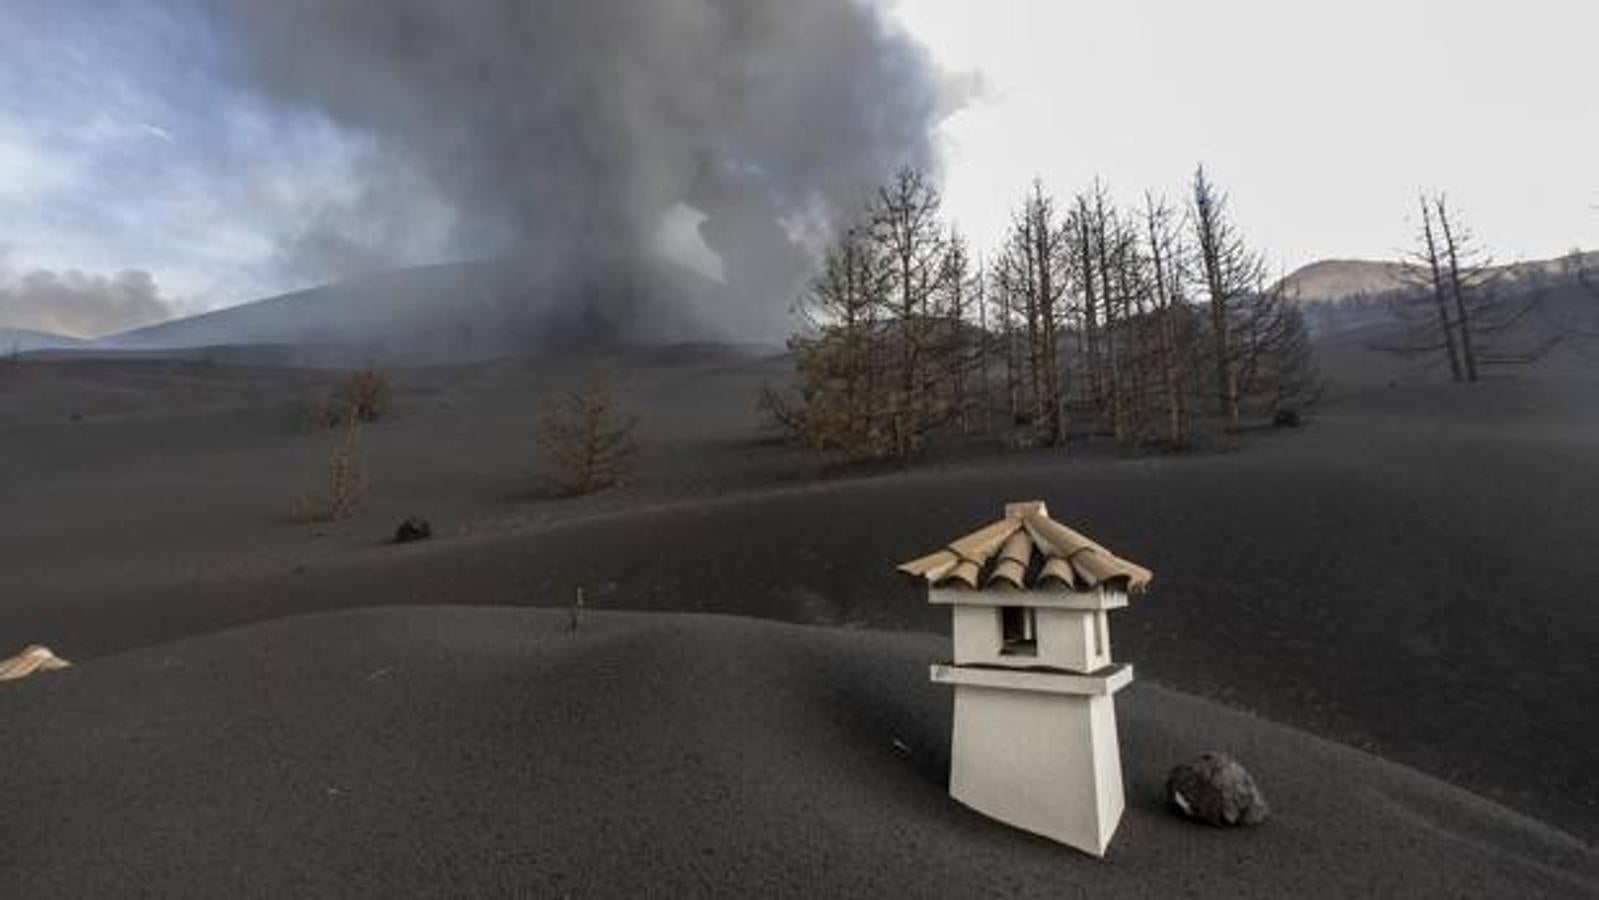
[137,122,176,144]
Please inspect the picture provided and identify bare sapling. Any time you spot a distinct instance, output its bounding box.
[310,368,393,428]
[293,402,368,522]
[569,586,585,634]
[539,378,639,495]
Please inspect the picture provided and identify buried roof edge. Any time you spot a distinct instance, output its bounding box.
[897,500,1153,594]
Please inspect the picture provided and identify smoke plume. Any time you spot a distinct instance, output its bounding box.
[214,0,951,340]
[0,265,182,339]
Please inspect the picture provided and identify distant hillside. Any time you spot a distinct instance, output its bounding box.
[1279,260,1412,303]
[0,327,84,355]
[95,258,738,364]
[1281,251,1598,304]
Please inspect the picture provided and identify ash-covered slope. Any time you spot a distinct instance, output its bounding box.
[96,259,737,363]
[0,327,83,354]
[1,606,1591,897]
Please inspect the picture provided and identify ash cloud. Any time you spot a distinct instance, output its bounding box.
[0,265,181,338]
[213,0,950,340]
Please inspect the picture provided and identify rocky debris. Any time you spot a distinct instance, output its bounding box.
[0,645,72,682]
[1166,752,1269,826]
[393,516,432,544]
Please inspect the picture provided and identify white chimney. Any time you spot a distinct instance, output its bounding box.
[899,500,1152,857]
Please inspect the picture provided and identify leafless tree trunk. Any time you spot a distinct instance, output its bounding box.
[1032,185,1068,444]
[1191,166,1265,430]
[1145,192,1190,448]
[1434,196,1481,382]
[975,259,993,433]
[998,275,1017,424]
[868,167,950,458]
[939,227,981,434]
[997,181,1071,444]
[1092,189,1126,440]
[1416,197,1465,381]
[1071,191,1105,419]
[1382,193,1568,377]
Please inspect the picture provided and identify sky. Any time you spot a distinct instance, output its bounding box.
[893,0,1599,273]
[0,0,1595,337]
[0,1,408,334]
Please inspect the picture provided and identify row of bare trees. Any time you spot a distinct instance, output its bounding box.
[768,165,1318,460]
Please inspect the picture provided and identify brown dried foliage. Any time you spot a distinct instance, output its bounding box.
[538,379,638,496]
[309,368,393,428]
[292,404,368,522]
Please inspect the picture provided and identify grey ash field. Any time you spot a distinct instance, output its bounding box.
[2,342,1597,896]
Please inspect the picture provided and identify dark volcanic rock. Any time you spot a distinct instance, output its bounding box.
[1167,752,1270,826]
[393,517,432,544]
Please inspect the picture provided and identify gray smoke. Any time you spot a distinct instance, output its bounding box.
[0,266,181,339]
[213,0,951,340]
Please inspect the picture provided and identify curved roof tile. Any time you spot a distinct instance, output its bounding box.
[0,645,71,682]
[898,501,1153,594]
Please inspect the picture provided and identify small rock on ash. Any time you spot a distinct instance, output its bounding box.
[393,516,432,544]
[1167,752,1269,827]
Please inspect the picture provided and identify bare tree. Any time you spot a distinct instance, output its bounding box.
[1065,185,1114,436]
[1414,197,1466,380]
[868,166,951,457]
[936,227,984,434]
[310,368,394,428]
[294,403,367,522]
[1434,196,1484,380]
[1144,192,1194,447]
[770,168,971,462]
[1191,166,1269,429]
[973,255,994,434]
[765,220,900,458]
[994,255,1022,426]
[1235,279,1321,416]
[1082,188,1161,443]
[994,222,1041,427]
[1386,194,1566,376]
[539,378,638,495]
[995,180,1071,444]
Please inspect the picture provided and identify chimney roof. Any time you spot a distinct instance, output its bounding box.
[0,644,71,682]
[897,501,1153,593]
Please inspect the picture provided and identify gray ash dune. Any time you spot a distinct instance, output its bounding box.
[3,319,1599,885]
[2,606,1592,897]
